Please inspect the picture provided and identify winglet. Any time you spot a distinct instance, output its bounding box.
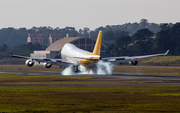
[165,50,169,55]
[93,30,102,55]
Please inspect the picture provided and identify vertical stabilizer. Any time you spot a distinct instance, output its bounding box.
[93,31,102,55]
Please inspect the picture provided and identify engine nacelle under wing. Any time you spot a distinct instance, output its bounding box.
[44,62,52,68]
[25,60,34,67]
[129,60,138,65]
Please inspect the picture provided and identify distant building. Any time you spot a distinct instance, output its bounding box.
[49,33,63,45]
[27,33,43,45]
[30,51,58,59]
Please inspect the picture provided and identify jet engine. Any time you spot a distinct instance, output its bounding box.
[25,60,34,67]
[44,62,52,68]
[129,60,138,65]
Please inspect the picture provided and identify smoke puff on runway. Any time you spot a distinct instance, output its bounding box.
[61,61,114,75]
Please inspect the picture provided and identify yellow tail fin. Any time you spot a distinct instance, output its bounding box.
[93,30,102,55]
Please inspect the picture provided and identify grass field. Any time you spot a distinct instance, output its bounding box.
[113,66,180,75]
[0,65,180,112]
[0,65,63,72]
[138,56,180,66]
[0,84,180,112]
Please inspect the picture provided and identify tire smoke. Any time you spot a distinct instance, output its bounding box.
[61,60,114,75]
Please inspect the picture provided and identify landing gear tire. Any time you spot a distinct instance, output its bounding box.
[74,66,80,73]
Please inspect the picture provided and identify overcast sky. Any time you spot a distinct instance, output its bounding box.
[0,0,179,30]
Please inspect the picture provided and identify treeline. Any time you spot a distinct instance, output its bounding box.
[0,19,170,48]
[0,27,80,48]
[89,19,173,40]
[0,19,179,59]
[109,23,180,56]
[0,43,46,59]
[80,19,173,47]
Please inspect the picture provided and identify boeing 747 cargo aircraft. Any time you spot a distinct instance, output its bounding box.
[11,31,169,72]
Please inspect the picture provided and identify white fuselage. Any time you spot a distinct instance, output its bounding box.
[61,43,91,66]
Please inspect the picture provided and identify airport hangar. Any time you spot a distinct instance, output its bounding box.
[30,36,107,62]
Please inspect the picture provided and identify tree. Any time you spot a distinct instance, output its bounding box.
[113,36,132,56]
[113,30,129,40]
[132,29,154,55]
[155,23,172,54]
[11,43,45,56]
[81,27,90,38]
[103,31,114,41]
[106,44,114,56]
[0,44,9,52]
[169,23,180,55]
[147,23,161,34]
[140,19,149,28]
[159,23,170,31]
[132,28,154,43]
[130,22,140,34]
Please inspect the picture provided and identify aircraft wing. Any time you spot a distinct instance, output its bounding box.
[124,50,169,59]
[102,50,169,63]
[11,54,63,62]
[11,53,73,67]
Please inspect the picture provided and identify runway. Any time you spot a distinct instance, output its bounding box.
[0,70,180,85]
